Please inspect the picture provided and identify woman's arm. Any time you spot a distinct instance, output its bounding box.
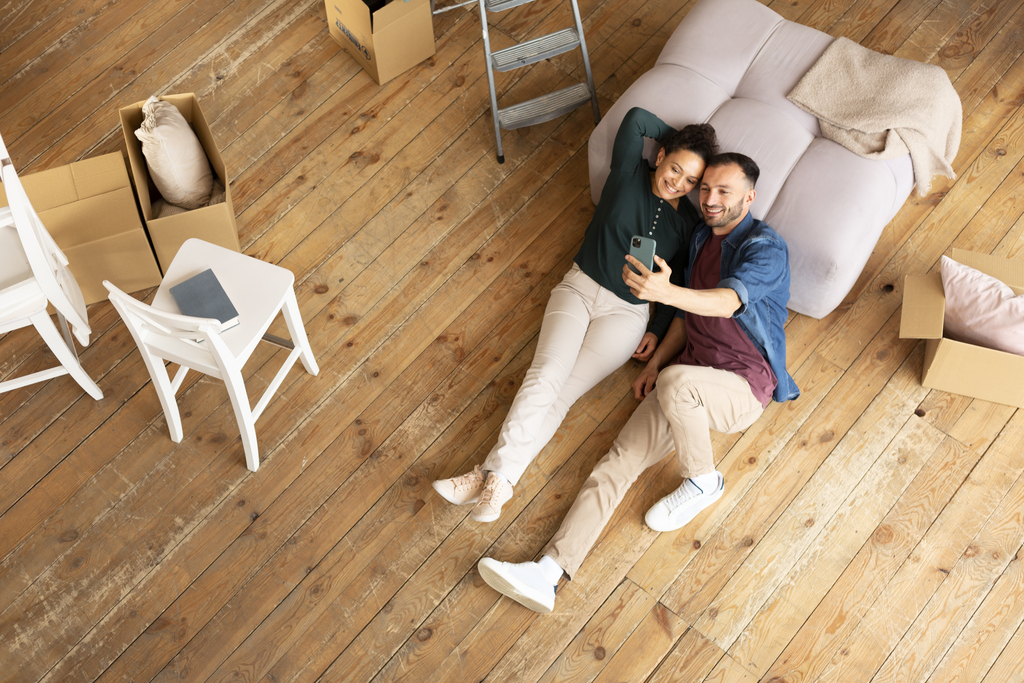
[609,107,677,172]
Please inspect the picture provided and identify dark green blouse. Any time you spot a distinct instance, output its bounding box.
[574,107,702,338]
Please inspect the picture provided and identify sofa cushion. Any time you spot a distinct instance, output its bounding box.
[735,23,833,137]
[704,98,814,220]
[655,0,781,92]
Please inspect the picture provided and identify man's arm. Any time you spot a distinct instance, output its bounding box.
[624,254,741,318]
[632,316,687,399]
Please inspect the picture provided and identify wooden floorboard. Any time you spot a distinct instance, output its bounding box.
[3,1,1024,681]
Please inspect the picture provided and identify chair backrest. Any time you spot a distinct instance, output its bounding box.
[104,281,237,380]
[0,136,92,346]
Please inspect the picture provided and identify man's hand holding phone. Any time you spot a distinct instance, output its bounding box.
[623,253,675,303]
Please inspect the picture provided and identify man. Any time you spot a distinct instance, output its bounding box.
[476,153,800,613]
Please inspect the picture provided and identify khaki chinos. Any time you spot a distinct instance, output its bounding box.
[543,363,764,578]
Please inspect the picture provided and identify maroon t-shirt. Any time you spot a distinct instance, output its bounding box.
[676,232,777,407]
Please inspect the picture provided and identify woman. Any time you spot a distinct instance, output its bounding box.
[433,107,718,522]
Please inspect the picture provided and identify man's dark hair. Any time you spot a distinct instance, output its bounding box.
[662,123,719,164]
[706,152,760,188]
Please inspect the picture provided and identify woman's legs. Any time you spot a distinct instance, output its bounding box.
[522,296,649,471]
[481,266,648,485]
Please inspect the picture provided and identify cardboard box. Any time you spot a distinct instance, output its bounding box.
[119,93,241,273]
[326,0,435,85]
[0,153,162,305]
[900,248,1024,408]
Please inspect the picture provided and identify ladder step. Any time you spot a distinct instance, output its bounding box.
[497,83,593,130]
[485,0,534,12]
[491,28,580,72]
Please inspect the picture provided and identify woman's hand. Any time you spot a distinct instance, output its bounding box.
[623,255,675,303]
[632,362,660,400]
[632,332,659,361]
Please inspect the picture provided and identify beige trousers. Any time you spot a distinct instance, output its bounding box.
[544,363,764,578]
[482,264,649,484]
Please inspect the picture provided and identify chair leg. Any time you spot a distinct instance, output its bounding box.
[31,310,103,400]
[137,352,185,444]
[223,369,260,472]
[281,289,319,376]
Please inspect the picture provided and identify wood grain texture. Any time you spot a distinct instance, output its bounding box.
[2,1,1024,681]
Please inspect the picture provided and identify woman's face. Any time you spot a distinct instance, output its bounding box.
[652,148,705,203]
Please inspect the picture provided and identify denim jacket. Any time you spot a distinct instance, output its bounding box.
[684,212,800,402]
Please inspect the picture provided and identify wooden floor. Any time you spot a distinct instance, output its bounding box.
[3,0,1024,680]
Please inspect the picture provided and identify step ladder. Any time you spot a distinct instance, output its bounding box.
[475,0,601,163]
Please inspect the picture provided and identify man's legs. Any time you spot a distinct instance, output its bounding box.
[478,365,764,612]
[543,386,676,578]
[644,364,763,531]
[513,366,762,586]
[479,388,674,611]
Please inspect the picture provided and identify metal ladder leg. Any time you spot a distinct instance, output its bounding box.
[569,0,600,125]
[478,0,505,163]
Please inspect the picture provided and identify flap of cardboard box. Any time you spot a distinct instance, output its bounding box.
[924,337,1024,408]
[951,248,1024,294]
[374,0,428,32]
[39,186,144,249]
[72,154,130,200]
[0,153,128,212]
[900,271,945,340]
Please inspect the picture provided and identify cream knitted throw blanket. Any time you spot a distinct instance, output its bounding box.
[787,37,962,196]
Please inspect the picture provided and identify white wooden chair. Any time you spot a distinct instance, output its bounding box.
[0,133,103,400]
[103,238,319,471]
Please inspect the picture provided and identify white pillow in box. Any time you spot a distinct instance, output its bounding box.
[135,95,213,210]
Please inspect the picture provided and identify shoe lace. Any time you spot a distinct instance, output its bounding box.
[452,466,483,492]
[478,475,503,506]
[664,479,703,511]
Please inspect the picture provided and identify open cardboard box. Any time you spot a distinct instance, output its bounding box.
[0,152,162,305]
[325,0,435,85]
[119,93,241,273]
[900,248,1024,408]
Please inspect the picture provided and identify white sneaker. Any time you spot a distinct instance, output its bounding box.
[432,465,485,505]
[645,471,725,532]
[471,472,514,523]
[478,557,556,613]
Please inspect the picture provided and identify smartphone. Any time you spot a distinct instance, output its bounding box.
[629,235,656,273]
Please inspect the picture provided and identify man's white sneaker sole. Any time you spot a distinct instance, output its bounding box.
[478,558,555,614]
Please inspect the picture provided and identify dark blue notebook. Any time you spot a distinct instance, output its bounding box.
[169,268,239,331]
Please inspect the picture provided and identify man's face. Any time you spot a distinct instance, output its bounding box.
[699,163,755,233]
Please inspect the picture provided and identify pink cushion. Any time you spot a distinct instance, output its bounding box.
[941,255,1024,356]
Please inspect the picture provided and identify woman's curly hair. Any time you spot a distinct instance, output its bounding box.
[662,122,718,164]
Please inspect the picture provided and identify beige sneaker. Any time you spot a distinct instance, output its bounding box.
[471,472,514,523]
[432,465,486,505]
